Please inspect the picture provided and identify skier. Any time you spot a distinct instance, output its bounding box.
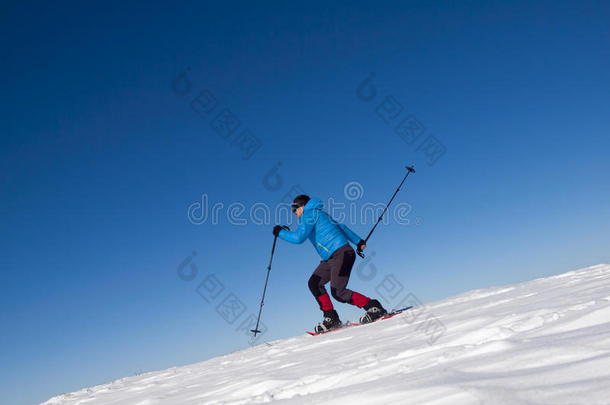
[273,194,388,333]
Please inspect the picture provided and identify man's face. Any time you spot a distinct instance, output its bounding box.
[293,205,304,219]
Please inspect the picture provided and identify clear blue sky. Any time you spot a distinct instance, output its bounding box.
[2,1,609,404]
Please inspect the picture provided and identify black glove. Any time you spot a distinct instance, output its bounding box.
[356,239,366,252]
[273,225,289,237]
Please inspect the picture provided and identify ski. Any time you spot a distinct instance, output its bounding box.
[306,306,413,336]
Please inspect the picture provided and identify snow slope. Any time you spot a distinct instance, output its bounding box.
[42,264,610,405]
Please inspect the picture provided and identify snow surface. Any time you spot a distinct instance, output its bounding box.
[42,264,610,405]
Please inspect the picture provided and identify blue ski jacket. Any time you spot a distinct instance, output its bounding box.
[278,198,362,260]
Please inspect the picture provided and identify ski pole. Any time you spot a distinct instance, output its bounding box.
[251,226,288,336]
[357,165,415,258]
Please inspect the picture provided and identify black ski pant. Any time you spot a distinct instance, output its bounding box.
[308,244,370,310]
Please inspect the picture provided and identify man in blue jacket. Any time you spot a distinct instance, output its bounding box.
[273,195,388,332]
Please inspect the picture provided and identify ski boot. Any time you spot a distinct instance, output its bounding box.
[314,309,342,333]
[360,299,388,324]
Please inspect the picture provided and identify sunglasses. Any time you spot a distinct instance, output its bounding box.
[291,204,301,213]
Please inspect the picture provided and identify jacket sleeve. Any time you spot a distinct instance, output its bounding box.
[339,224,362,245]
[279,213,316,244]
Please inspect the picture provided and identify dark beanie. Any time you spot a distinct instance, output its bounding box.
[293,194,310,207]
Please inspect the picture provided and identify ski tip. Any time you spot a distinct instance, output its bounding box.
[390,306,414,313]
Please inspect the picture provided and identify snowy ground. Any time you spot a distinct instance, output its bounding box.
[42,264,610,405]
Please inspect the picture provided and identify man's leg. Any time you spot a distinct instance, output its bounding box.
[309,260,342,331]
[328,244,371,308]
[308,261,333,311]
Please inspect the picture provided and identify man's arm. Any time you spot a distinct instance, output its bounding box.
[279,214,316,243]
[339,224,362,245]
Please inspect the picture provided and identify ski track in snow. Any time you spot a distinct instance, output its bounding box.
[42,264,610,405]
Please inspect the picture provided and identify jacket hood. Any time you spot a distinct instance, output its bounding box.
[304,198,323,211]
